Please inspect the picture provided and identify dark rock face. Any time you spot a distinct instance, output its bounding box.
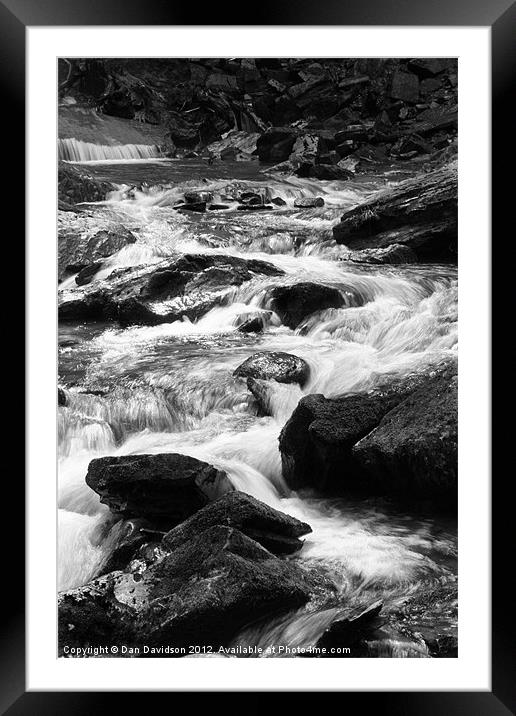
[85,453,234,526]
[333,163,457,261]
[59,524,326,655]
[256,128,297,163]
[279,362,457,500]
[58,161,114,205]
[58,387,67,406]
[162,492,312,556]
[58,226,137,282]
[60,58,457,176]
[279,391,405,492]
[234,351,310,386]
[352,368,457,500]
[59,253,284,325]
[269,283,345,329]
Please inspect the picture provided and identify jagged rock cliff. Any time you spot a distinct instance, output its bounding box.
[58,58,457,167]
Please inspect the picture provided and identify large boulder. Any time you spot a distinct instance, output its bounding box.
[279,362,457,499]
[162,491,312,556]
[58,226,137,282]
[269,283,345,330]
[279,391,406,492]
[59,525,328,655]
[85,453,234,526]
[59,253,284,325]
[332,163,457,261]
[234,351,310,386]
[352,367,457,501]
[58,161,114,205]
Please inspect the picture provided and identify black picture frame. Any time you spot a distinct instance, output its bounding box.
[5,0,513,710]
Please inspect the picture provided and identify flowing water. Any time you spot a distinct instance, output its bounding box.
[58,158,458,656]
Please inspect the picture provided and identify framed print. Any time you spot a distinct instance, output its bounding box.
[5,0,512,709]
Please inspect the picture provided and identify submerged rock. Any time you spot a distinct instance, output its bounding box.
[269,282,345,329]
[85,453,234,526]
[333,162,457,261]
[234,351,310,386]
[162,491,312,556]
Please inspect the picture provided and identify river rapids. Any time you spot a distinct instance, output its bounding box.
[58,158,458,657]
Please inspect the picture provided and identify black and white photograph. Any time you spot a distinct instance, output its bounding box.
[56,57,459,661]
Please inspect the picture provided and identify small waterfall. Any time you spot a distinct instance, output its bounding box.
[59,137,160,162]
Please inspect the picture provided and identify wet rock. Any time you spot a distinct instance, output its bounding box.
[58,161,114,205]
[235,311,272,334]
[58,387,67,406]
[333,162,457,261]
[97,518,164,577]
[352,366,457,501]
[279,364,455,493]
[58,573,137,652]
[75,262,103,285]
[85,453,234,526]
[348,244,417,265]
[208,204,230,211]
[314,601,384,654]
[162,491,312,556]
[237,317,264,333]
[293,197,324,208]
[256,128,298,163]
[59,226,137,282]
[184,190,213,204]
[280,392,404,492]
[59,525,323,655]
[234,351,310,386]
[269,282,345,329]
[59,254,284,325]
[271,196,287,206]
